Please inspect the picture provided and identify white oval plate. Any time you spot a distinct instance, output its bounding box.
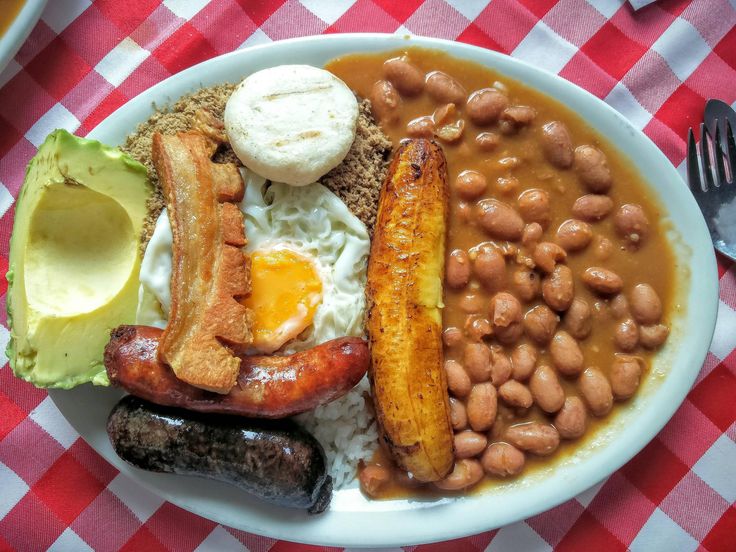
[0,0,47,74]
[49,34,718,547]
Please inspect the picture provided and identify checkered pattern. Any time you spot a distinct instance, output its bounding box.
[0,1,734,550]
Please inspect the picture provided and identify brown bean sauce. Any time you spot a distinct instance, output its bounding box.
[328,48,675,500]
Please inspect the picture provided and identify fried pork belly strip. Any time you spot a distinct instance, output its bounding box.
[152,111,252,394]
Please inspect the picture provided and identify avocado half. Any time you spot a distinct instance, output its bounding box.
[7,130,152,388]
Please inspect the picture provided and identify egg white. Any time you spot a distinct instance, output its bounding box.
[136,168,370,353]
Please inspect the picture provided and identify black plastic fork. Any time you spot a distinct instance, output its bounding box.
[687,99,736,261]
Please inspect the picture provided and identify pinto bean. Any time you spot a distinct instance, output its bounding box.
[511,343,538,381]
[505,422,560,456]
[498,380,533,408]
[359,464,392,497]
[529,365,565,413]
[543,264,575,312]
[454,431,489,459]
[450,397,468,430]
[467,382,498,432]
[370,80,400,125]
[481,442,525,476]
[490,292,522,329]
[465,316,493,342]
[554,396,587,439]
[476,199,525,241]
[496,176,520,194]
[563,297,592,339]
[614,204,649,245]
[476,131,500,151]
[579,367,613,416]
[426,71,466,104]
[533,242,567,274]
[639,324,670,349]
[522,223,543,247]
[610,355,644,400]
[473,247,506,291]
[523,304,558,344]
[541,121,573,168]
[446,249,471,289]
[406,116,435,138]
[582,267,623,295]
[466,88,508,125]
[512,267,541,301]
[518,189,551,227]
[594,236,614,261]
[445,359,472,398]
[460,294,483,314]
[610,293,630,320]
[572,194,614,221]
[574,145,612,193]
[614,318,639,352]
[456,170,487,201]
[434,459,484,490]
[550,331,584,376]
[494,322,524,345]
[464,343,492,382]
[500,106,536,127]
[556,219,593,252]
[629,283,662,325]
[443,327,463,348]
[383,57,425,96]
[490,345,512,386]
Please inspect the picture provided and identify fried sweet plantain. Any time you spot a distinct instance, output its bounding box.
[366,138,454,482]
[152,110,253,394]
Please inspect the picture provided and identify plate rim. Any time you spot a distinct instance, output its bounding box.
[0,0,47,75]
[46,33,719,547]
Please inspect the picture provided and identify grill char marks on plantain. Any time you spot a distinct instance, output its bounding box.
[152,110,253,394]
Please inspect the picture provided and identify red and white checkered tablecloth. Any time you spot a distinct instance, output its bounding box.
[0,1,734,550]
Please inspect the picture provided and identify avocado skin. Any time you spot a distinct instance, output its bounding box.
[7,130,152,388]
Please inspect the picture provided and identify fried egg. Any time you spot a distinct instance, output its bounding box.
[136,168,370,354]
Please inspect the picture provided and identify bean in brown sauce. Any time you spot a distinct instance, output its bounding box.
[556,219,593,252]
[370,80,400,125]
[518,189,551,227]
[383,57,425,96]
[540,121,573,168]
[554,396,587,439]
[523,304,558,344]
[481,443,526,476]
[455,170,487,201]
[476,199,524,240]
[329,48,674,499]
[563,297,592,339]
[574,145,612,193]
[425,71,466,104]
[466,88,508,125]
[572,194,614,221]
[549,331,585,376]
[542,264,575,312]
[511,343,538,382]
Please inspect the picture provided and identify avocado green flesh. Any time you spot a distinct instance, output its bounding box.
[7,129,152,388]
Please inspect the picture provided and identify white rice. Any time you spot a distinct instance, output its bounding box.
[297,375,378,488]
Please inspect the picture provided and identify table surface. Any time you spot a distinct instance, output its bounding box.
[0,1,735,551]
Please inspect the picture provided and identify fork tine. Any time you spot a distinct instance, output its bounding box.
[727,119,736,184]
[700,123,715,190]
[687,127,705,194]
[713,123,728,187]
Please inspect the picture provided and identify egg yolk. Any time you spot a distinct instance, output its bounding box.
[243,248,323,353]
